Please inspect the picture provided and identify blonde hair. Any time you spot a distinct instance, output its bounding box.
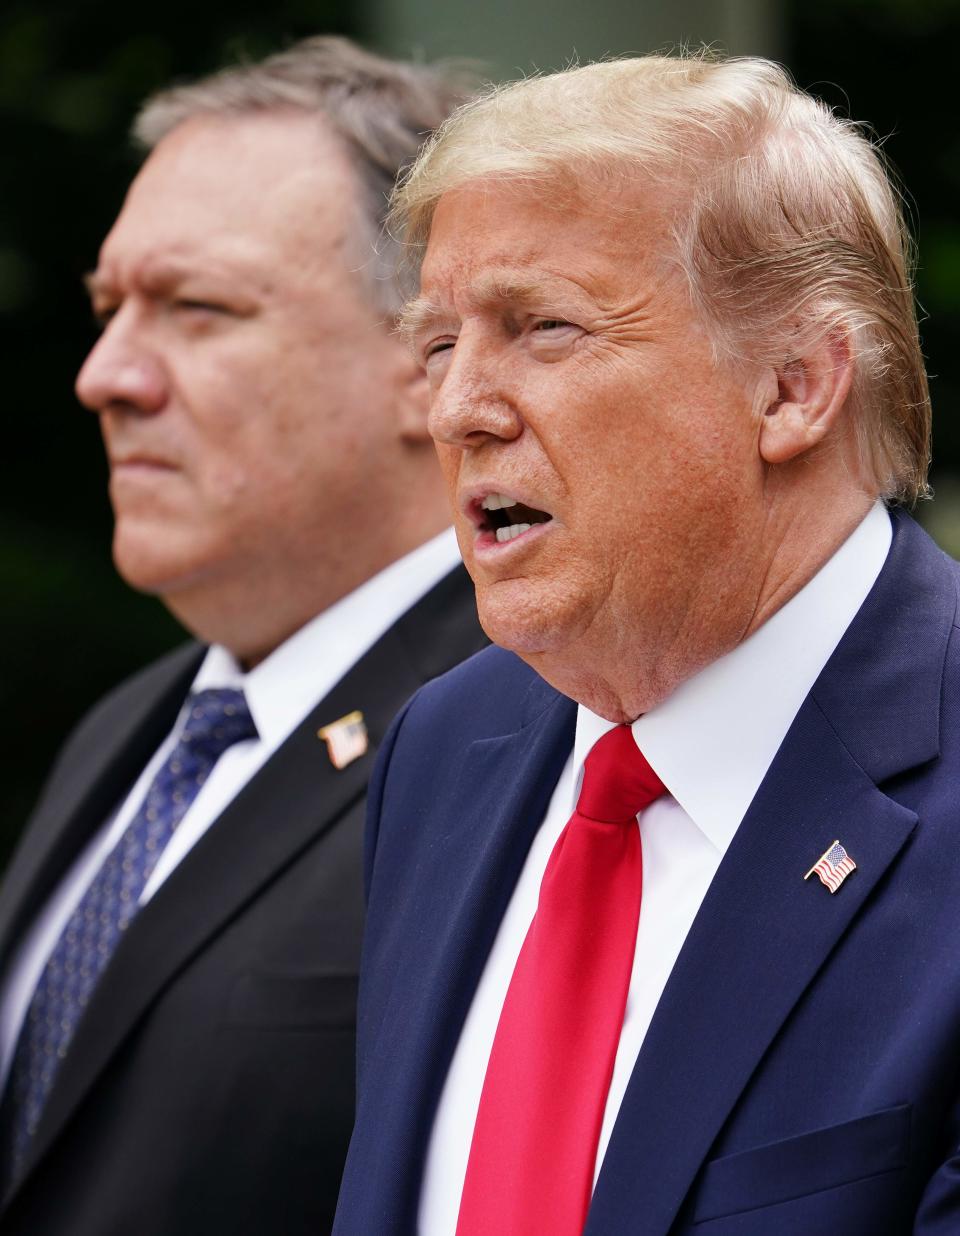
[393,54,931,502]
[135,36,474,315]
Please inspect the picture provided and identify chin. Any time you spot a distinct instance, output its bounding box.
[475,585,585,659]
[112,526,204,598]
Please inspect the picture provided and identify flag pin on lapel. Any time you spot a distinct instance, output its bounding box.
[804,840,857,893]
[317,710,368,770]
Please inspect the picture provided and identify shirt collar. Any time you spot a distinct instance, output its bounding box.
[191,528,462,749]
[572,502,892,854]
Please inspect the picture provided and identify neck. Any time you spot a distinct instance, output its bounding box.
[527,489,877,723]
[163,518,451,670]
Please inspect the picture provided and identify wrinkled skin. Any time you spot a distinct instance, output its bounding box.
[410,180,872,719]
[78,112,446,665]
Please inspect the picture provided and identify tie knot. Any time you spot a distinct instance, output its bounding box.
[180,688,257,759]
[576,724,665,824]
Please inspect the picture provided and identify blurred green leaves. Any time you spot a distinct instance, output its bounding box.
[918,223,960,316]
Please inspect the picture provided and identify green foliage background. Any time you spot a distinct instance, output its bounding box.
[793,0,960,489]
[1,0,957,857]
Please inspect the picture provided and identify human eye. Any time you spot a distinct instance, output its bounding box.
[166,295,242,331]
[527,316,582,352]
[173,297,230,316]
[421,335,457,368]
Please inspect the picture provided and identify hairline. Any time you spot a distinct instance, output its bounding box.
[132,40,478,319]
[389,59,931,503]
[138,104,397,320]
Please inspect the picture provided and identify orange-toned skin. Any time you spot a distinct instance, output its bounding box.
[412,180,873,721]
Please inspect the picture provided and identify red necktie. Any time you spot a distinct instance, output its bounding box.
[456,724,666,1236]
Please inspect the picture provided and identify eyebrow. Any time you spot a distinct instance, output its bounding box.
[83,253,269,302]
[85,259,191,298]
[399,274,578,344]
[397,294,448,344]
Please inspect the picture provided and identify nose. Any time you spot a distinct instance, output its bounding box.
[427,331,523,450]
[75,312,168,417]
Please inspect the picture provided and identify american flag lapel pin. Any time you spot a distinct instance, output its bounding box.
[317,710,368,770]
[804,839,857,894]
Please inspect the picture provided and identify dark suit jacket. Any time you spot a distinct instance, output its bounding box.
[0,566,485,1236]
[335,512,960,1235]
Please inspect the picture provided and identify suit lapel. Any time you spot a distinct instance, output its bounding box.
[586,700,918,1235]
[588,513,955,1234]
[355,681,577,1230]
[16,567,485,1191]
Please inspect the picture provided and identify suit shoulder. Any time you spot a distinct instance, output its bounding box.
[399,644,557,745]
[43,642,203,783]
[73,642,202,728]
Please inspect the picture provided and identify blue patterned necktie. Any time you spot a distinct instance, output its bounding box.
[1,687,257,1185]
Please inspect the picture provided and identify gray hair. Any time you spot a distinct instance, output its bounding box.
[135,36,475,316]
[393,54,931,503]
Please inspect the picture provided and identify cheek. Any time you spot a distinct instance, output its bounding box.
[434,445,462,498]
[188,386,302,491]
[200,456,256,510]
[184,425,281,519]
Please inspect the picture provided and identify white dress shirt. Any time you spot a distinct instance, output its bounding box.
[0,528,462,1090]
[419,504,892,1235]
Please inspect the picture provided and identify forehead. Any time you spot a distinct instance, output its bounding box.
[419,178,677,310]
[96,112,360,283]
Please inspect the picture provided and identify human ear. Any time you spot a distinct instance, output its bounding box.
[394,353,432,445]
[758,330,854,466]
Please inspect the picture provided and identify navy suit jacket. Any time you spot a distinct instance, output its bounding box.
[335,512,960,1235]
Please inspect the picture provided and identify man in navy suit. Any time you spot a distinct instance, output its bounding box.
[334,53,960,1235]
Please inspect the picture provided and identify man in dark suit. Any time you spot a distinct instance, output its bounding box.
[0,37,484,1236]
[334,54,960,1235]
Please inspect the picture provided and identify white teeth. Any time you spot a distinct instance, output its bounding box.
[495,522,532,543]
[481,492,518,511]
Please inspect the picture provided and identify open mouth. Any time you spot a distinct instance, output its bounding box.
[477,492,554,543]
